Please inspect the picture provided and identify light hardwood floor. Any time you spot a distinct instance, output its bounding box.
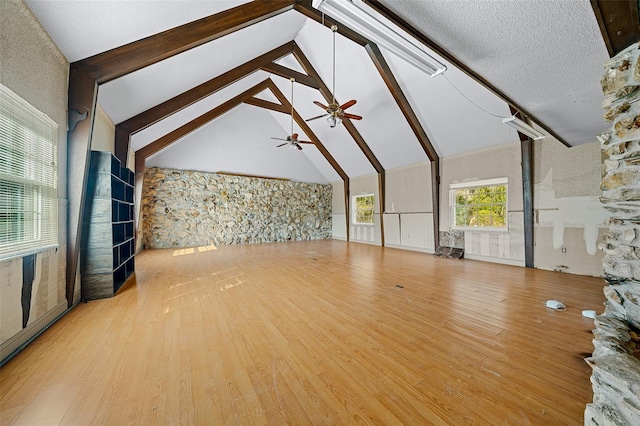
[1,240,606,425]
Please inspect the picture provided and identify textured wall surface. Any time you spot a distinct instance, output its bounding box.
[585,42,640,425]
[142,168,332,248]
[331,181,346,240]
[0,0,69,359]
[533,139,606,276]
[385,162,432,213]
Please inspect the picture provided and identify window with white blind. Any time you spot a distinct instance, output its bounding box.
[0,84,58,260]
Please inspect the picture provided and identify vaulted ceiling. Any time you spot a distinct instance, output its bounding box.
[26,0,614,185]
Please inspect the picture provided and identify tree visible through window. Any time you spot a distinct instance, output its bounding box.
[353,194,374,225]
[451,179,507,229]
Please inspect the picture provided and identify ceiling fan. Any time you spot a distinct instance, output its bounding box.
[306,25,362,128]
[271,78,314,150]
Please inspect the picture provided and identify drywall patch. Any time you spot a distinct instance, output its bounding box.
[535,169,607,255]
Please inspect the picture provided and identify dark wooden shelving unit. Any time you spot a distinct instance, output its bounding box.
[80,151,135,300]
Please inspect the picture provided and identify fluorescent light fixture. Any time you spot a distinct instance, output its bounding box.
[313,0,447,77]
[502,116,546,140]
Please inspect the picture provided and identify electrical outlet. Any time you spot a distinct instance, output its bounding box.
[561,247,567,253]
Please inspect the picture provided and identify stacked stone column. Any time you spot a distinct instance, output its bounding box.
[586,42,640,424]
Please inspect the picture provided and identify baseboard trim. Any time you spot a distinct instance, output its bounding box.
[348,239,382,246]
[1,301,71,366]
[385,243,435,254]
[464,253,526,267]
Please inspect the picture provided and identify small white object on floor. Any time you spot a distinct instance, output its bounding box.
[545,299,566,310]
[582,310,597,319]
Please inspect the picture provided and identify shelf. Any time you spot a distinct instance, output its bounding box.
[81,150,136,300]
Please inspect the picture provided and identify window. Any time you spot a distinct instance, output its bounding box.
[353,194,374,225]
[0,84,58,260]
[450,178,507,229]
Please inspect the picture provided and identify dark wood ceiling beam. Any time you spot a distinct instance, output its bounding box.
[431,159,441,251]
[510,106,534,268]
[74,1,296,83]
[365,43,437,161]
[265,79,349,182]
[137,79,271,161]
[65,65,98,306]
[292,43,384,174]
[365,42,440,249]
[244,97,290,114]
[591,0,640,57]
[115,41,295,163]
[260,62,320,89]
[362,0,570,147]
[378,171,385,246]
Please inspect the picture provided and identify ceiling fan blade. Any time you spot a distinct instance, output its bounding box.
[276,143,288,147]
[340,99,357,110]
[305,113,328,122]
[296,144,303,150]
[343,113,363,120]
[313,101,329,109]
[271,137,288,141]
[297,141,314,144]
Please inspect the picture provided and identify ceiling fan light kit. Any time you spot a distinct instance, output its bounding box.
[327,115,341,128]
[270,78,313,150]
[306,24,362,127]
[313,0,447,77]
[502,115,546,140]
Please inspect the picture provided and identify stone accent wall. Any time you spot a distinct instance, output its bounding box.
[586,43,640,425]
[142,168,332,248]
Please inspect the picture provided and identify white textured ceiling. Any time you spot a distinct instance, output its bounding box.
[25,0,611,184]
[26,0,250,62]
[379,0,610,146]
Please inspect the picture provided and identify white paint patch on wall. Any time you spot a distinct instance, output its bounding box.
[535,169,607,255]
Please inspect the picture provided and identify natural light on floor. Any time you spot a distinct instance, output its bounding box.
[172,244,217,256]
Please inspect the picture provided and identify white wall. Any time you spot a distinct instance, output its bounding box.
[441,142,525,266]
[331,181,347,240]
[533,138,605,276]
[384,162,435,252]
[92,103,115,153]
[0,0,69,361]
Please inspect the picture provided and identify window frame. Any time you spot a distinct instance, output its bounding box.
[449,177,508,231]
[352,193,375,226]
[0,83,59,261]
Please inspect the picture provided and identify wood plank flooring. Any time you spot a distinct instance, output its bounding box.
[1,240,606,425]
